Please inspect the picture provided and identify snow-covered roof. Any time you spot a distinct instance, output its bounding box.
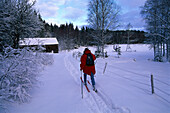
[19,38,59,46]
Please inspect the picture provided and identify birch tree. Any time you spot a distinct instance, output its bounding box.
[125,23,133,52]
[140,0,170,62]
[87,0,120,57]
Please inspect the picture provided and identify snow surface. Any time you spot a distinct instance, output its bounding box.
[19,38,59,45]
[9,44,170,113]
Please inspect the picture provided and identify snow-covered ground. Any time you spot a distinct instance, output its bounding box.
[9,44,170,113]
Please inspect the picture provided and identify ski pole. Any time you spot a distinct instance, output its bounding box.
[81,70,83,99]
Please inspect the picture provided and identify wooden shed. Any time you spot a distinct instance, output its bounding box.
[19,38,59,53]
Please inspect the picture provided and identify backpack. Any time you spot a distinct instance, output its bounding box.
[86,53,94,66]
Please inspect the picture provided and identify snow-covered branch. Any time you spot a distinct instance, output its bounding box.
[0,47,53,108]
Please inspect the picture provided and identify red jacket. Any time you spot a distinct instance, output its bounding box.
[80,50,96,75]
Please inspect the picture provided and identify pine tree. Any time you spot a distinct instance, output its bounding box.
[0,0,43,50]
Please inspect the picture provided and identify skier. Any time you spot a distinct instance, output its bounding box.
[80,48,97,91]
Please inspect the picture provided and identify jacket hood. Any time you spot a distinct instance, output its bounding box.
[84,49,91,54]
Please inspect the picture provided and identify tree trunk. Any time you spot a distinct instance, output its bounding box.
[163,42,165,57]
[154,44,156,60]
[167,39,170,62]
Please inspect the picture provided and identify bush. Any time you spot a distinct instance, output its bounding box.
[0,46,53,109]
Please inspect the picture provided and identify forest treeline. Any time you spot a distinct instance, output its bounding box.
[38,18,147,50]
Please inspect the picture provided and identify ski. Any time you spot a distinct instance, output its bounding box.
[87,80,98,93]
[85,84,90,93]
[80,77,90,92]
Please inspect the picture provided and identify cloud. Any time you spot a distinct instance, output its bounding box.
[63,7,85,21]
[119,9,146,30]
[37,0,68,6]
[44,18,61,26]
[35,0,61,17]
[117,0,147,10]
[116,0,147,30]
[35,0,88,24]
[34,0,147,30]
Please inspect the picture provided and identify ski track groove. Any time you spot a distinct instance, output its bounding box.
[64,54,130,113]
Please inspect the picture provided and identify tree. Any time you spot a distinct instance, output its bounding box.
[80,26,87,46]
[140,0,170,62]
[125,23,133,52]
[74,26,80,46]
[57,23,75,51]
[0,1,52,110]
[0,0,42,50]
[0,0,14,52]
[87,0,120,57]
[0,46,53,110]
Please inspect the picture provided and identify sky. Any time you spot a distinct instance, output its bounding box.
[34,0,147,31]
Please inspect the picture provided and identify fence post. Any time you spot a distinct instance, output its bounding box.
[103,62,107,74]
[151,74,154,94]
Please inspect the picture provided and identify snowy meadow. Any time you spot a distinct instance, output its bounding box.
[1,44,169,113]
[71,44,170,113]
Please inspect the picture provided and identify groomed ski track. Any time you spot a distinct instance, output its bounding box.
[64,52,129,113]
[7,47,170,113]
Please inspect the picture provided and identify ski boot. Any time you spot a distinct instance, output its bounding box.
[93,85,98,93]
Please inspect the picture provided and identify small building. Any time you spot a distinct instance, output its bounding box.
[19,38,59,53]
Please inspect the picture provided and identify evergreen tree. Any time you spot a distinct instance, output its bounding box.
[0,0,43,50]
[75,26,80,46]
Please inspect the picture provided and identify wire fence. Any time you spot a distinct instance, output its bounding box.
[154,78,170,86]
[97,62,170,104]
[108,63,170,86]
[72,52,170,104]
[98,61,170,87]
[108,64,150,78]
[97,65,151,89]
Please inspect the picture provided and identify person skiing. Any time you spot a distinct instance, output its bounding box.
[80,48,96,91]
